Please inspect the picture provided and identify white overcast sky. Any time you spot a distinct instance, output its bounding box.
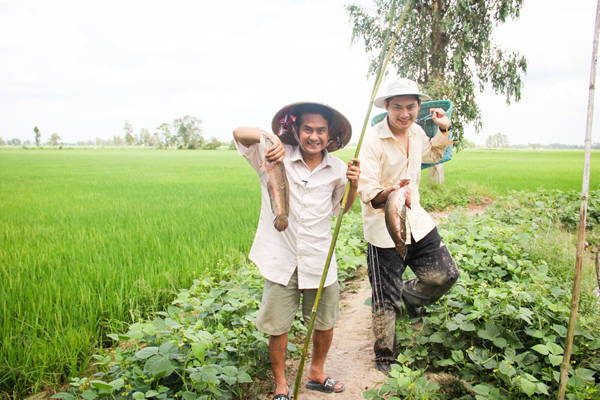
[1,0,599,146]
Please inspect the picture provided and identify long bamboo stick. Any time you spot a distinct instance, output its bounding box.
[291,1,412,398]
[557,1,600,398]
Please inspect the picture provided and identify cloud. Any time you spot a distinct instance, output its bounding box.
[1,0,599,146]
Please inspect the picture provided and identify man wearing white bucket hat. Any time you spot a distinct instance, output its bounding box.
[358,78,460,373]
[233,102,360,399]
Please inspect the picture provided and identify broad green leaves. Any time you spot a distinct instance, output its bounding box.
[368,190,600,399]
[53,211,367,400]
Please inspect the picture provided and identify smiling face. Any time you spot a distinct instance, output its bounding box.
[385,95,420,135]
[297,113,329,159]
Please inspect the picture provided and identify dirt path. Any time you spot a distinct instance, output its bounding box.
[287,273,386,400]
[258,205,490,400]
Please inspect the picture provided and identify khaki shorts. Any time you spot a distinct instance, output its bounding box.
[256,269,340,336]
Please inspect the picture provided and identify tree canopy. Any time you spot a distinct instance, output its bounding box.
[48,133,61,146]
[347,0,527,145]
[33,126,41,146]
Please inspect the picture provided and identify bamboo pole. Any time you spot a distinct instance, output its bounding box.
[291,1,412,398]
[594,249,600,295]
[557,1,600,398]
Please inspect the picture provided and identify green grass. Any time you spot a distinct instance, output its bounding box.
[2,146,600,397]
[0,148,260,395]
[440,149,600,193]
[336,148,600,194]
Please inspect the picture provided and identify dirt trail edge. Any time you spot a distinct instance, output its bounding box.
[260,205,488,400]
[287,274,387,400]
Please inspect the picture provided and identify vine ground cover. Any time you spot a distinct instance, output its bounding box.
[50,211,366,400]
[365,190,600,399]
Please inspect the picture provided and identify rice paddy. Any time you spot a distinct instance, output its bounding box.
[0,148,260,395]
[1,146,599,396]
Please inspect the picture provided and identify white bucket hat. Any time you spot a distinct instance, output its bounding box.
[374,78,431,108]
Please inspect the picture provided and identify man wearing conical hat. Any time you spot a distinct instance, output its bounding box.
[358,79,460,374]
[233,102,360,399]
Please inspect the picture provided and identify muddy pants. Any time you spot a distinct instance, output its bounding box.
[367,227,459,363]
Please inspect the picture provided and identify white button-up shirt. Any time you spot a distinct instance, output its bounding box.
[358,118,453,248]
[236,140,347,289]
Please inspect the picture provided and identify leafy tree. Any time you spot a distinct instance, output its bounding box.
[124,121,135,146]
[172,115,203,149]
[203,137,222,150]
[152,131,162,148]
[0,137,5,146]
[48,133,61,146]
[155,123,174,148]
[463,138,476,148]
[138,128,154,146]
[347,0,527,146]
[33,126,41,146]
[485,132,509,148]
[8,138,21,146]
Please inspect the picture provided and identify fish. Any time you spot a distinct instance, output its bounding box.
[384,179,411,259]
[261,134,289,232]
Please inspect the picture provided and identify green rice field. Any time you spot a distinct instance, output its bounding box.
[1,147,599,396]
[0,149,261,395]
[441,149,600,192]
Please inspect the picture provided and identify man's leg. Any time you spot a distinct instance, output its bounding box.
[256,271,301,398]
[367,243,407,372]
[269,333,289,396]
[306,329,331,378]
[403,228,459,314]
[301,283,344,392]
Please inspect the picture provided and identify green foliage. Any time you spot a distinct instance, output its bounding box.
[172,116,203,150]
[52,210,366,399]
[347,0,527,146]
[493,188,600,232]
[334,210,367,284]
[367,190,600,399]
[34,125,41,146]
[52,264,270,399]
[419,181,492,211]
[49,132,62,146]
[338,148,600,195]
[364,355,441,400]
[441,149,600,193]
[485,133,509,149]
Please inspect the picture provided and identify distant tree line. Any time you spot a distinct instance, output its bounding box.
[485,132,510,149]
[0,116,235,150]
[482,132,600,150]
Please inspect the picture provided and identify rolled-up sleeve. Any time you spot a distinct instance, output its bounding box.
[421,131,453,164]
[234,137,264,172]
[358,136,384,205]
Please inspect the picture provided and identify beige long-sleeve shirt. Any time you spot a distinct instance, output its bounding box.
[236,139,347,289]
[358,118,453,248]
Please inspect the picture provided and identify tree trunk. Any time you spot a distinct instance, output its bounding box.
[430,0,447,81]
[428,164,444,184]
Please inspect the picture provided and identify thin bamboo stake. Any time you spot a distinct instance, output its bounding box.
[595,251,600,293]
[557,1,600,398]
[291,1,412,398]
